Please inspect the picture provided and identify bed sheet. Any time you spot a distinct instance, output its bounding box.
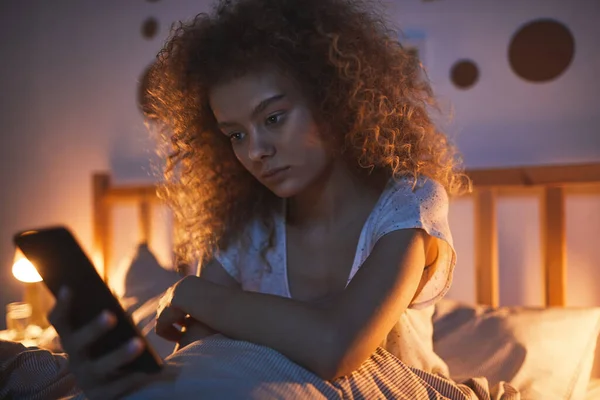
[1,335,518,400]
[585,379,600,400]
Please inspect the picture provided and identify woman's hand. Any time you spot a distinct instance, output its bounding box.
[48,287,152,400]
[155,276,199,342]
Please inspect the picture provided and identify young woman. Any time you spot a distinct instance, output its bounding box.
[45,0,490,398]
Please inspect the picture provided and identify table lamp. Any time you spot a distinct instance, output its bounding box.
[11,249,52,328]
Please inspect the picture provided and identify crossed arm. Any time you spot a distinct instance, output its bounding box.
[158,228,434,380]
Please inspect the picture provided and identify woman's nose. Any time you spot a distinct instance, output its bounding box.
[247,131,275,161]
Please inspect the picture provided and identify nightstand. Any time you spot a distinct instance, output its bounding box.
[0,325,47,348]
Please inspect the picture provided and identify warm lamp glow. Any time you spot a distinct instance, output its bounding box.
[92,250,105,279]
[12,251,42,283]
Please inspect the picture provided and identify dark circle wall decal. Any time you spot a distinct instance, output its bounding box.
[450,59,479,89]
[142,17,159,39]
[508,19,574,82]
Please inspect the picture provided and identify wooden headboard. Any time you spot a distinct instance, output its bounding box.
[467,163,600,307]
[92,162,600,307]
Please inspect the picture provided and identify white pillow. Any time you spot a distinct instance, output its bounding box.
[131,293,177,359]
[433,299,600,400]
[110,244,186,359]
[110,243,182,312]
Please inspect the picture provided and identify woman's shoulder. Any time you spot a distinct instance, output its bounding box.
[367,175,451,244]
[379,175,449,211]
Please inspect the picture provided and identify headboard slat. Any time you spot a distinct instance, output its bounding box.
[93,173,112,281]
[139,200,152,244]
[474,189,499,307]
[542,187,567,306]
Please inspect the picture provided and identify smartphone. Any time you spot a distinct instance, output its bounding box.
[13,226,163,374]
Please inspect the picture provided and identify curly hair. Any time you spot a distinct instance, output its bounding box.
[145,0,469,265]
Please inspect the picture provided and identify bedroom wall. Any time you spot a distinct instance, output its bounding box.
[0,0,598,329]
[384,0,600,307]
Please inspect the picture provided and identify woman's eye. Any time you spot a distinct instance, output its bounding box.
[266,113,284,125]
[228,132,244,141]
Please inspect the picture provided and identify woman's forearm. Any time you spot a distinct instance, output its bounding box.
[173,276,339,378]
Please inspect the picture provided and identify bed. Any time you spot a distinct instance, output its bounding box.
[3,162,600,399]
[86,161,600,399]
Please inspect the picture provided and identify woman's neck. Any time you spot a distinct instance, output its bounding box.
[286,161,385,230]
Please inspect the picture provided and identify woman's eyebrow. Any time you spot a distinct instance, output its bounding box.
[217,93,286,129]
[251,93,286,118]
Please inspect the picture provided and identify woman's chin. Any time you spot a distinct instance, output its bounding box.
[266,180,302,199]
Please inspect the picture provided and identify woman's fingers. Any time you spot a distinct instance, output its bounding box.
[47,286,73,335]
[48,287,117,357]
[176,319,217,350]
[66,311,116,355]
[45,286,160,398]
[87,337,145,378]
[155,306,186,342]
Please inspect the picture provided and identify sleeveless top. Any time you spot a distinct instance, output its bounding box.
[213,176,456,377]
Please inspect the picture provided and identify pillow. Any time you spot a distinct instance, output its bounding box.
[433,299,600,400]
[110,243,183,312]
[109,244,187,359]
[130,292,177,359]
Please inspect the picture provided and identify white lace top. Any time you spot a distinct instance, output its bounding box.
[214,176,456,377]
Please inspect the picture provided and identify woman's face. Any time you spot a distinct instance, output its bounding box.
[209,67,331,198]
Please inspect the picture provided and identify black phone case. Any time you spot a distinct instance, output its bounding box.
[14,226,163,374]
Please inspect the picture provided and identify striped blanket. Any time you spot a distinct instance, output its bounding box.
[1,336,519,399]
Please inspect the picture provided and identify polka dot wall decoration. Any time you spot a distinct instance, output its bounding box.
[138,0,161,113]
[508,19,575,83]
[142,0,161,39]
[141,17,159,40]
[450,59,479,90]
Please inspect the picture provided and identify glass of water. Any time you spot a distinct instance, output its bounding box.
[6,302,32,341]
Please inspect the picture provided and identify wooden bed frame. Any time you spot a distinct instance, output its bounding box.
[92,162,600,308]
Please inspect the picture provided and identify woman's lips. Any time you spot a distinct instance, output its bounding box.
[261,166,290,181]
